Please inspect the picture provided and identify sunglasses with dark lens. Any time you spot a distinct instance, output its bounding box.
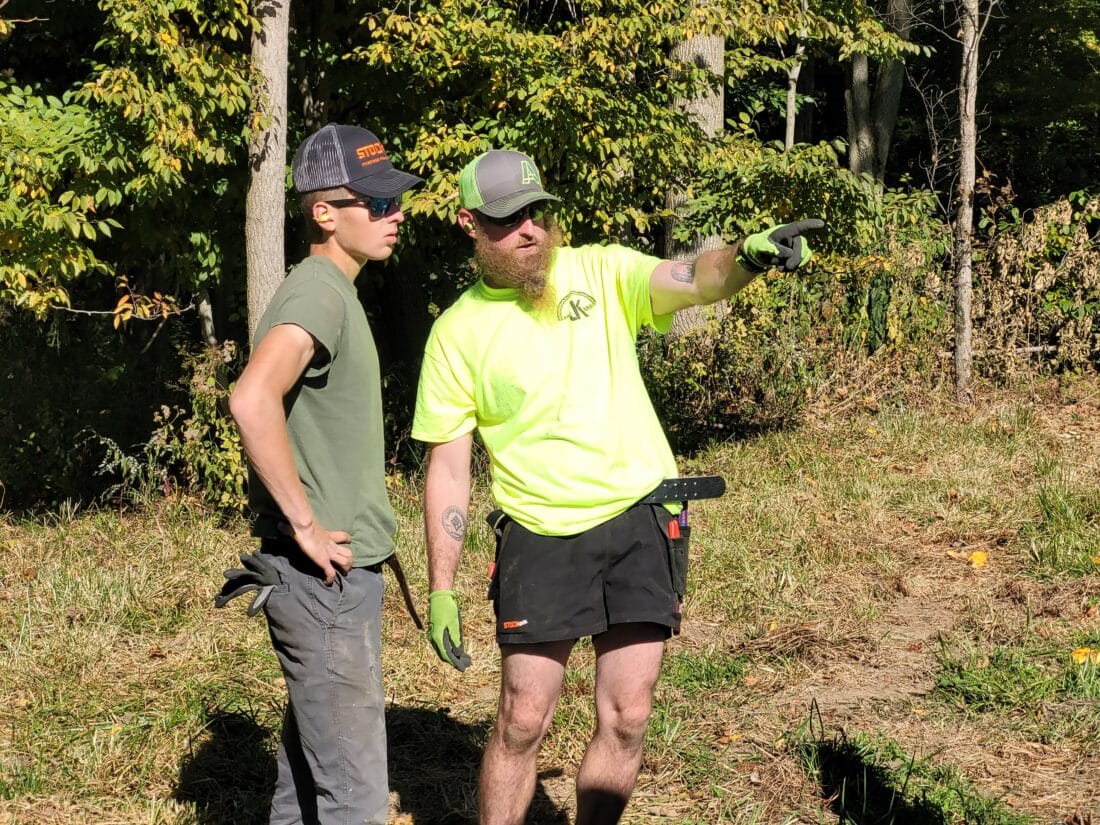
[478,202,547,228]
[325,195,401,219]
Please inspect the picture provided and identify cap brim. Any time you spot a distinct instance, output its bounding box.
[477,190,561,218]
[347,168,425,199]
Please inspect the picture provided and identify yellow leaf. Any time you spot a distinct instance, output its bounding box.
[1071,647,1100,665]
[968,550,988,568]
[1090,556,1100,565]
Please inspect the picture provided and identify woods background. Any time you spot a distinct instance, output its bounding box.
[0,0,1097,509]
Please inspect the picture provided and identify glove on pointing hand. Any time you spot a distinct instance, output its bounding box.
[428,589,472,672]
[737,218,826,273]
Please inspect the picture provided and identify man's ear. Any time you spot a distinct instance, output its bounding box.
[457,208,477,237]
[312,202,334,226]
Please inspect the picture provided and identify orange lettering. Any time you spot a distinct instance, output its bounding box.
[356,143,386,162]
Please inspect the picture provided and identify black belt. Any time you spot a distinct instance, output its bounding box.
[638,476,726,504]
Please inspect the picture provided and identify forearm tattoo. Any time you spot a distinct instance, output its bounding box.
[671,261,695,283]
[441,506,467,542]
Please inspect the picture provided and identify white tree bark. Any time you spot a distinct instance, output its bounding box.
[244,0,290,345]
[953,0,980,403]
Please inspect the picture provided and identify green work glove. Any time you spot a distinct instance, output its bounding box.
[737,218,826,273]
[428,589,471,672]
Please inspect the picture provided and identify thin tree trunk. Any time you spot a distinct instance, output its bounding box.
[953,0,979,404]
[785,0,809,149]
[245,0,290,345]
[666,29,725,338]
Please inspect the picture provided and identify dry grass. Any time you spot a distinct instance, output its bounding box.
[1,375,1099,823]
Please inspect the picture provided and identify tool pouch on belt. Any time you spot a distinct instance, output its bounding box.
[485,509,511,600]
[667,523,690,599]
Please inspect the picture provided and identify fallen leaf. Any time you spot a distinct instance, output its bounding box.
[968,550,988,568]
[147,647,168,659]
[715,728,742,745]
[1071,647,1100,665]
[1085,605,1098,619]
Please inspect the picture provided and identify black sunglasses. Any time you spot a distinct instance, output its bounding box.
[477,202,547,229]
[325,195,401,219]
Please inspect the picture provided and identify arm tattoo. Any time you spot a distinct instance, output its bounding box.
[671,261,695,283]
[441,506,467,542]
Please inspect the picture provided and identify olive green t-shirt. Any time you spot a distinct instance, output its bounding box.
[247,255,395,567]
[411,244,679,536]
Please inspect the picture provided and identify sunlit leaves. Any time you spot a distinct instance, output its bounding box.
[1,0,254,318]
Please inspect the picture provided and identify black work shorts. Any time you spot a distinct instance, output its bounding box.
[488,504,681,645]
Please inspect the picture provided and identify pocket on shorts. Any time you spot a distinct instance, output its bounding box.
[652,506,689,598]
[485,510,512,601]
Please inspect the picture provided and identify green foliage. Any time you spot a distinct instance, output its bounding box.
[152,344,246,512]
[0,0,254,318]
[0,85,124,316]
[641,171,946,451]
[981,0,1100,206]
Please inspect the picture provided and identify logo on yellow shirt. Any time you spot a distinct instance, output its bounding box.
[557,290,596,322]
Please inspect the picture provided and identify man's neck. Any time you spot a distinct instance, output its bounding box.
[310,242,364,282]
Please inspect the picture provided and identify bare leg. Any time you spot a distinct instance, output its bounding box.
[575,624,665,825]
[479,639,575,825]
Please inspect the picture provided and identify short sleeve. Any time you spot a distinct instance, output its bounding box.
[267,282,345,377]
[604,245,668,336]
[411,327,478,444]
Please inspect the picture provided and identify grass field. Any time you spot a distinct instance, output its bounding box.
[1,376,1098,824]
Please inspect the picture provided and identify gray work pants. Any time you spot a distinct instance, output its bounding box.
[259,547,387,825]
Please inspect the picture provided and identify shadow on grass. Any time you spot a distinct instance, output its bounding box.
[176,708,275,825]
[809,736,950,825]
[174,704,569,825]
[387,705,569,824]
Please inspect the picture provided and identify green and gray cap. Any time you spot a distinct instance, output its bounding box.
[458,150,560,218]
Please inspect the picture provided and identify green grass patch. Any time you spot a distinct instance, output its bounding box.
[662,649,747,696]
[1022,463,1100,576]
[794,721,1035,825]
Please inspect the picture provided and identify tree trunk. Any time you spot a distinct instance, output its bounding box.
[785,0,809,150]
[665,29,725,338]
[846,54,875,175]
[244,0,290,345]
[196,289,218,346]
[870,0,913,180]
[953,0,980,404]
[846,0,913,181]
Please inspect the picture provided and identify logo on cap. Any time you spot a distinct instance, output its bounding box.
[520,160,540,185]
[356,142,388,168]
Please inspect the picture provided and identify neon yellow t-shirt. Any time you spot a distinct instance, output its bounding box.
[412,244,678,535]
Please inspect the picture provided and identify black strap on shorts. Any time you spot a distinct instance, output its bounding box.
[637,476,726,504]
